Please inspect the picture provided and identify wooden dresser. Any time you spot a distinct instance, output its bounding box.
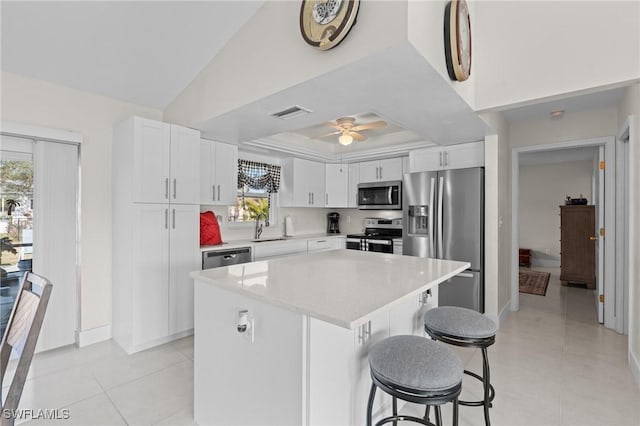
[559,205,596,289]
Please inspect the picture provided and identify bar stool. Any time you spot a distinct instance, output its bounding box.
[423,307,497,426]
[367,335,463,426]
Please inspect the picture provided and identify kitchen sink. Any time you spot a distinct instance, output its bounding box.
[252,238,288,243]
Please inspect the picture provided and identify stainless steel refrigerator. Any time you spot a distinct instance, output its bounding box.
[403,168,484,312]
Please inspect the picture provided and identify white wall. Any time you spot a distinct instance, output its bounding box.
[519,161,594,266]
[617,83,640,379]
[480,111,509,321]
[510,107,619,148]
[0,71,163,332]
[474,0,640,110]
[164,0,408,127]
[407,0,475,109]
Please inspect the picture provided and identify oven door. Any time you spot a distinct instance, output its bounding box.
[367,239,394,254]
[346,238,363,251]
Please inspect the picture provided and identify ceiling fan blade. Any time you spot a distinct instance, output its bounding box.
[350,131,367,142]
[323,121,342,129]
[316,130,342,138]
[351,120,387,132]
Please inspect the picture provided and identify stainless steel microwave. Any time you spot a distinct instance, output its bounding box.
[357,180,402,210]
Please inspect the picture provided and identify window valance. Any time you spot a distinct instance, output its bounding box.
[237,159,281,193]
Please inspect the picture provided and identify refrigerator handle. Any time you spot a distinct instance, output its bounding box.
[438,176,444,257]
[429,177,436,255]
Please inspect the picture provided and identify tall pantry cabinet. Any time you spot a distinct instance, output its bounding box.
[112,117,200,354]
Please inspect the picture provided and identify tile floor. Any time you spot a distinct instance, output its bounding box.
[3,267,639,425]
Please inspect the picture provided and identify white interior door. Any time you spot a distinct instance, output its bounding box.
[595,147,605,323]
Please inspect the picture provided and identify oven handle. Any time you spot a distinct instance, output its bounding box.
[367,239,392,245]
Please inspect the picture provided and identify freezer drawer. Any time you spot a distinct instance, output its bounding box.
[438,270,483,313]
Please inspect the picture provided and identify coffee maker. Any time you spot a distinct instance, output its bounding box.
[327,212,340,234]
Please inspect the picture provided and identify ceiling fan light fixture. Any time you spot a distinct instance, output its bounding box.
[338,133,353,145]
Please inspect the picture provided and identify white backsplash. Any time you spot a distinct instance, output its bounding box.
[200,205,403,241]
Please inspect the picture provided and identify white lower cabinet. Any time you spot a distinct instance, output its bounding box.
[307,237,345,252]
[169,205,200,334]
[253,240,308,261]
[113,203,199,354]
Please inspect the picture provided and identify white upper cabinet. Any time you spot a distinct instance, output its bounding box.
[409,141,484,172]
[325,164,348,208]
[200,139,238,205]
[170,126,201,204]
[280,158,326,207]
[348,163,359,208]
[128,117,199,204]
[358,158,403,183]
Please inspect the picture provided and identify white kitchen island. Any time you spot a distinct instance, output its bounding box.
[191,249,469,426]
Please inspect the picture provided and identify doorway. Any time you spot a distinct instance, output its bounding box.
[511,136,621,331]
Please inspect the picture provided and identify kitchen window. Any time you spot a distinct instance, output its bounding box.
[228,159,280,226]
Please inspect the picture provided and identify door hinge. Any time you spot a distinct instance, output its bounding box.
[599,294,604,303]
[599,160,605,170]
[599,228,605,237]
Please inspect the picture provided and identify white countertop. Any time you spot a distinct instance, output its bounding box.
[200,233,345,252]
[190,250,469,329]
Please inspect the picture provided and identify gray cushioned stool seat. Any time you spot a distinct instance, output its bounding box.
[424,306,497,339]
[369,335,463,393]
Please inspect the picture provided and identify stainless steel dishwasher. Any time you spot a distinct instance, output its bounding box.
[202,247,252,269]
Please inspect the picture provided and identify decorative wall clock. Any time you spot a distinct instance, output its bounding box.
[300,0,360,51]
[444,0,472,81]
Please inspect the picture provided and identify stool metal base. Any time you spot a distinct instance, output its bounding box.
[424,327,495,426]
[367,372,461,426]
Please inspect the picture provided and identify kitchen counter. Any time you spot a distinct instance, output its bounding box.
[191,249,468,329]
[199,232,345,252]
[192,250,470,425]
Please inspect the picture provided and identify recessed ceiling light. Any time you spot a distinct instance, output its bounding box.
[550,110,564,119]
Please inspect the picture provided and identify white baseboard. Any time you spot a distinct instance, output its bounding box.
[630,350,640,390]
[76,325,112,348]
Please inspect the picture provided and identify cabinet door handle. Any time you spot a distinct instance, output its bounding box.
[172,208,176,229]
[439,152,443,167]
[444,151,449,166]
[308,192,311,205]
[364,320,372,340]
[312,192,314,204]
[173,178,177,199]
[358,324,364,344]
[165,178,169,199]
[212,185,215,201]
[164,208,168,229]
[379,167,382,179]
[326,193,328,205]
[217,185,221,201]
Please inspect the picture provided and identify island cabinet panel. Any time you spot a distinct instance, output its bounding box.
[194,284,305,426]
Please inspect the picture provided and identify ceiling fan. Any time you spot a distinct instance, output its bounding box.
[319,117,387,146]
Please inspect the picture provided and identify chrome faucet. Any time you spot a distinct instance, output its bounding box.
[254,212,267,240]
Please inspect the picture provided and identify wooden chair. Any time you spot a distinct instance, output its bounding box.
[0,272,52,426]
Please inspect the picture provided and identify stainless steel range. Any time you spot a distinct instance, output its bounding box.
[346,218,403,254]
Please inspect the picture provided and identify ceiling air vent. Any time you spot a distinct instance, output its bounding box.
[270,105,313,120]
